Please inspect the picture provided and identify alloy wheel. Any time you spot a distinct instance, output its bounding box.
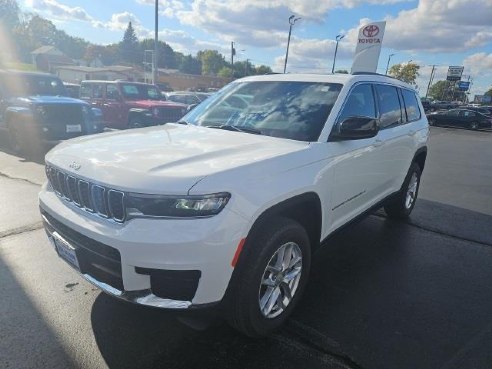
[258,242,303,319]
[405,172,418,209]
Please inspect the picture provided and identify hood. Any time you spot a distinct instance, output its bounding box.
[130,100,186,109]
[46,124,309,194]
[19,95,87,105]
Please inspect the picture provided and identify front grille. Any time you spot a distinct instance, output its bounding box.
[40,104,84,125]
[41,209,123,290]
[157,107,185,123]
[46,165,125,222]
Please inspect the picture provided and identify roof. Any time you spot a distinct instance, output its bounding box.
[55,65,134,73]
[31,45,60,55]
[239,73,414,90]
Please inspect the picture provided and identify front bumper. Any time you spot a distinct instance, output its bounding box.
[39,187,247,308]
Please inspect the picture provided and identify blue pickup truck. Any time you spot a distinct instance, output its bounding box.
[0,71,103,158]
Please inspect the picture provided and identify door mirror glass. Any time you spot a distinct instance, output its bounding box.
[329,116,379,141]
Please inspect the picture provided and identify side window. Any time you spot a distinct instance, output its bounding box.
[375,84,402,129]
[93,84,104,99]
[80,84,92,99]
[402,89,421,122]
[460,110,475,118]
[338,84,376,122]
[106,84,120,100]
[447,110,460,117]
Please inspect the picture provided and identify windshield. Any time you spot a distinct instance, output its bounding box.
[3,74,67,97]
[182,81,342,142]
[120,83,161,100]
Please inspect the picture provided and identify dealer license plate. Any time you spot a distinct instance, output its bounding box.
[66,124,82,133]
[53,234,80,270]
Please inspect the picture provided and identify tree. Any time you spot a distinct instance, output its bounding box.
[335,69,348,74]
[485,88,492,97]
[217,67,233,78]
[197,50,226,76]
[388,63,420,85]
[255,65,273,75]
[0,0,20,30]
[120,22,139,64]
[176,53,202,75]
[428,80,466,101]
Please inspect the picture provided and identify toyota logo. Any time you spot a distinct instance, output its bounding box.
[363,25,379,38]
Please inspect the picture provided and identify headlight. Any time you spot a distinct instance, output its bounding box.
[126,192,231,218]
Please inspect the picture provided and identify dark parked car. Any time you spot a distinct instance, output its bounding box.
[79,80,187,129]
[427,108,492,130]
[431,101,459,110]
[465,106,492,116]
[0,71,103,157]
[165,91,212,106]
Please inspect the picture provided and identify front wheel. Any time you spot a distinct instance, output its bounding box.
[384,162,421,219]
[225,217,311,337]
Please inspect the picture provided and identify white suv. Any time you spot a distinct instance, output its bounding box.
[39,73,429,336]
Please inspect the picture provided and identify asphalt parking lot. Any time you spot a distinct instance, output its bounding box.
[1,126,492,369]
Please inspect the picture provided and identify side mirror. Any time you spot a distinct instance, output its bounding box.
[329,116,379,141]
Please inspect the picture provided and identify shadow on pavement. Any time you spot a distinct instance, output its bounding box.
[0,135,47,165]
[294,200,492,369]
[90,293,347,369]
[0,253,75,368]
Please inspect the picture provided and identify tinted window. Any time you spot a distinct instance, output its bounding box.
[120,83,160,100]
[447,110,460,117]
[80,84,92,99]
[183,81,342,142]
[375,84,402,129]
[93,84,104,98]
[402,89,421,122]
[338,84,376,122]
[106,84,120,100]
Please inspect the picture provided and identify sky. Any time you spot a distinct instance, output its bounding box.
[21,0,492,97]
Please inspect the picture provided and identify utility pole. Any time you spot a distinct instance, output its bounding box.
[231,42,235,77]
[331,34,345,74]
[153,0,158,85]
[385,53,396,75]
[425,65,436,99]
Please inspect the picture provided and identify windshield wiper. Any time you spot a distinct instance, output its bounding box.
[207,124,262,135]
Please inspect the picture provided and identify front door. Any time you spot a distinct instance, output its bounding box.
[327,83,383,232]
[103,84,126,129]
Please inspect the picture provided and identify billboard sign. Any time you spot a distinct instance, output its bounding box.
[351,21,386,74]
[447,66,464,81]
[457,81,470,91]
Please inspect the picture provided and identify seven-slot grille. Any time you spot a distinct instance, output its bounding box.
[46,166,125,222]
[156,107,185,123]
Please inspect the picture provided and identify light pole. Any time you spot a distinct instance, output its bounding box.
[283,15,300,74]
[385,53,396,75]
[331,34,345,74]
[153,0,158,85]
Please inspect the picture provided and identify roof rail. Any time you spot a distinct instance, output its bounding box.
[351,71,401,81]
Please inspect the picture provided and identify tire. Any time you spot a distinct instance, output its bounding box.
[7,124,22,154]
[225,217,311,337]
[469,121,479,130]
[428,118,436,126]
[128,116,144,129]
[384,162,421,219]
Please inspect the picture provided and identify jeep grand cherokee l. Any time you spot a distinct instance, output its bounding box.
[0,71,103,157]
[39,73,429,336]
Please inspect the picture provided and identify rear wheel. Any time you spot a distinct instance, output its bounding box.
[469,121,479,130]
[384,162,421,219]
[225,217,311,337]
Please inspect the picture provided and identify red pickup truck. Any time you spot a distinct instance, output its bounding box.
[79,80,187,129]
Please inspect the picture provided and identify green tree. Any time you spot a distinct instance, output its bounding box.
[177,53,201,75]
[388,63,420,85]
[217,66,233,78]
[428,80,466,101]
[0,0,20,30]
[485,88,492,97]
[120,22,139,64]
[255,65,273,75]
[198,49,226,75]
[139,39,177,69]
[335,69,349,74]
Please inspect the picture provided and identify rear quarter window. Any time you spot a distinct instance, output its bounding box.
[402,89,421,122]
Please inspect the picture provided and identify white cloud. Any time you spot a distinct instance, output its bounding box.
[25,0,94,22]
[135,0,184,18]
